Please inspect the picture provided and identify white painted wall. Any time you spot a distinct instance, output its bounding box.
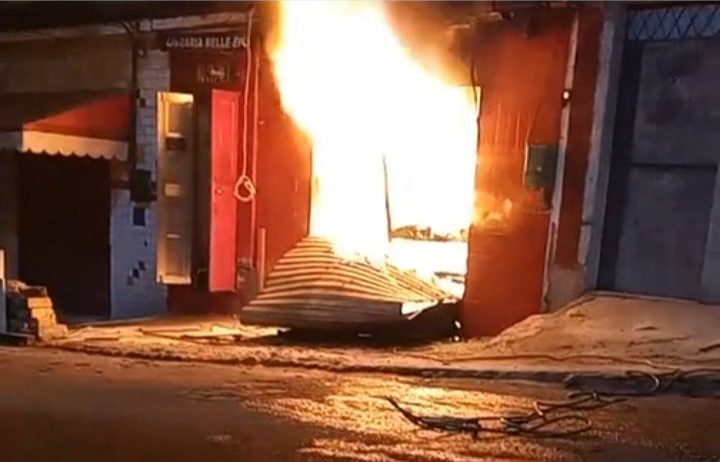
[110,49,170,319]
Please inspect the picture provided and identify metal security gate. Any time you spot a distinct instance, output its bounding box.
[599,4,720,301]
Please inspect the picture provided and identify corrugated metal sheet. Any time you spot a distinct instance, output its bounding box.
[241,236,455,330]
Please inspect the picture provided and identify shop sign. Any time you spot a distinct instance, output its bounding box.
[163,33,247,52]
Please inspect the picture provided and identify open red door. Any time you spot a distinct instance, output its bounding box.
[209,90,241,292]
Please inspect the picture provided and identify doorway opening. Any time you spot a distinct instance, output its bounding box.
[17,153,111,320]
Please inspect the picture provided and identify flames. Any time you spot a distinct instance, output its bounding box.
[270,1,478,267]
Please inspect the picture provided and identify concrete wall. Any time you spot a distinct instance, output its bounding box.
[605,166,714,299]
[701,169,720,302]
[109,49,169,318]
[0,36,131,93]
[578,3,628,295]
[631,40,720,166]
[576,4,720,304]
[598,36,720,301]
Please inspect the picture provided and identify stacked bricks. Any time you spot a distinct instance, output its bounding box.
[5,281,67,341]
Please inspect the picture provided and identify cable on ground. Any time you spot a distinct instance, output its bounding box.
[386,367,720,440]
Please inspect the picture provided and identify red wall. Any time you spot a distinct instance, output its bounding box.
[9,93,131,141]
[463,10,573,336]
[250,56,312,276]
[554,9,603,269]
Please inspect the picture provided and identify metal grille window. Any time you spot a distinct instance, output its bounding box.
[628,4,720,42]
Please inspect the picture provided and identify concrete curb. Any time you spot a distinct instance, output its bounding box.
[46,343,720,396]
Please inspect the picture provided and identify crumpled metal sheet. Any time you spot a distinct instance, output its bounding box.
[240,236,455,330]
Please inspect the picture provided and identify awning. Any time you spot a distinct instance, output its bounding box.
[0,91,130,160]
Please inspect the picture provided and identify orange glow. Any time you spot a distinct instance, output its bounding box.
[477,195,514,228]
[271,1,478,266]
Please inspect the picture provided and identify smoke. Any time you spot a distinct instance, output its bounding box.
[382,2,476,87]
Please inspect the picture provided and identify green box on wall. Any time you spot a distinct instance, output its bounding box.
[523,144,558,190]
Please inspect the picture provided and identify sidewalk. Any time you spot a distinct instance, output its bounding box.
[47,294,720,391]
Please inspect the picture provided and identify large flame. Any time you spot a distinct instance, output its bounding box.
[271,1,478,266]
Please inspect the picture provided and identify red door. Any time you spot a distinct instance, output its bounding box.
[209,90,241,292]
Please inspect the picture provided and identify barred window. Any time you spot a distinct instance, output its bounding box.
[628,4,720,42]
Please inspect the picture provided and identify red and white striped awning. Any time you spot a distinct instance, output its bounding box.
[0,91,130,161]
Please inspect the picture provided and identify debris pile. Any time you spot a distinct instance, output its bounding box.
[391,226,469,242]
[5,280,67,341]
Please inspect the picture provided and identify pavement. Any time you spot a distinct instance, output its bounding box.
[47,294,720,392]
[2,346,719,462]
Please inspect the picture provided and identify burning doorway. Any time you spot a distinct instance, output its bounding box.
[243,1,479,330]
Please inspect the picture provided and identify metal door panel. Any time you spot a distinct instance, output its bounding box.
[209,90,240,292]
[156,92,194,285]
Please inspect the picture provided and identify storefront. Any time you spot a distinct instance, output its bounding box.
[159,27,311,313]
[0,35,133,321]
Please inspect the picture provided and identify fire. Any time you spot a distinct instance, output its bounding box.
[270,1,478,266]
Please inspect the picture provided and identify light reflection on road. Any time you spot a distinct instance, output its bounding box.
[241,376,565,461]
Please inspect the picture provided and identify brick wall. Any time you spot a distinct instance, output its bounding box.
[109,49,169,318]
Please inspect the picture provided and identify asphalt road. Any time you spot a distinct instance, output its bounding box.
[0,347,718,462]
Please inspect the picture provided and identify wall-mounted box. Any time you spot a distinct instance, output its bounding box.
[524,144,558,190]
